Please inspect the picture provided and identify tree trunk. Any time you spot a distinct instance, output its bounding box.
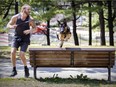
[72,1,79,45]
[89,2,92,45]
[46,7,50,45]
[98,1,106,45]
[47,20,50,45]
[15,1,18,14]
[108,1,114,46]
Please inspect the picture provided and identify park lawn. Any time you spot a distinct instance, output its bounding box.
[0,78,116,87]
[0,46,116,87]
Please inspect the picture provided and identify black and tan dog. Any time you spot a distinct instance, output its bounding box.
[57,19,71,48]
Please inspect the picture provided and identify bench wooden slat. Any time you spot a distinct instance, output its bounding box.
[30,63,114,68]
[66,48,115,51]
[29,48,115,51]
[30,58,70,60]
[35,55,70,58]
[74,61,114,64]
[33,51,70,53]
[30,58,114,62]
[30,60,70,67]
[73,64,113,67]
[74,52,115,57]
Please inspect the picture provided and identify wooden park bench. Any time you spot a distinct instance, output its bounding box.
[29,47,115,82]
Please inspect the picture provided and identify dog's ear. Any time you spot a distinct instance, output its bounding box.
[63,19,67,25]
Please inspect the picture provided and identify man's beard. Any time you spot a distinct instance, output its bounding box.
[24,11,30,16]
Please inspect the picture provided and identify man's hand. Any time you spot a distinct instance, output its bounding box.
[7,24,17,29]
[12,25,17,29]
[23,30,31,35]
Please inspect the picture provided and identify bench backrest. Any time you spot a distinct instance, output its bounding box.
[29,48,115,68]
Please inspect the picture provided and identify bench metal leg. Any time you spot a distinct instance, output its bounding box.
[34,67,37,79]
[108,67,111,83]
[108,52,111,83]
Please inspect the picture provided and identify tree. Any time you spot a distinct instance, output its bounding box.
[71,0,79,45]
[107,1,114,46]
[88,2,92,45]
[97,1,106,45]
[15,0,18,14]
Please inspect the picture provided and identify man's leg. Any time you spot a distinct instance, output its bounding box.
[20,43,29,77]
[19,51,28,66]
[10,48,17,77]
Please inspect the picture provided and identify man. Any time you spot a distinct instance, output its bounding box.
[7,4,35,77]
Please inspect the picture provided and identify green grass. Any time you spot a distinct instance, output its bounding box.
[0,77,116,87]
[0,46,11,51]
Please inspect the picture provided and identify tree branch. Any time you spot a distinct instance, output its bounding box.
[3,0,13,19]
[76,16,81,20]
[104,17,108,21]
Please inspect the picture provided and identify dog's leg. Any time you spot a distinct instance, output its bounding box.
[57,34,59,40]
[65,33,71,41]
[58,34,65,48]
[59,40,63,48]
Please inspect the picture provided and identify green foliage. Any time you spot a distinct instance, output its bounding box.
[91,12,99,30]
[39,7,58,21]
[1,77,116,87]
[0,0,12,16]
[0,16,9,33]
[0,0,115,32]
[39,73,109,85]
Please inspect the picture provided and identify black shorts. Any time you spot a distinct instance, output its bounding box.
[11,40,29,52]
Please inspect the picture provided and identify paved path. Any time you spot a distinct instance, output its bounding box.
[0,58,116,81]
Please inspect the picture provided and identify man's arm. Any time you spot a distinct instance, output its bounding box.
[7,15,17,29]
[30,19,36,32]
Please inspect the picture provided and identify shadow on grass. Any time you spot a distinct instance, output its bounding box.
[36,74,116,86]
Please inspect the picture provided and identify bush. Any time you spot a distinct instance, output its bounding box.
[0,28,8,33]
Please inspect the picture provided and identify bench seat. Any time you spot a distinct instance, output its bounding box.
[29,47,115,82]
